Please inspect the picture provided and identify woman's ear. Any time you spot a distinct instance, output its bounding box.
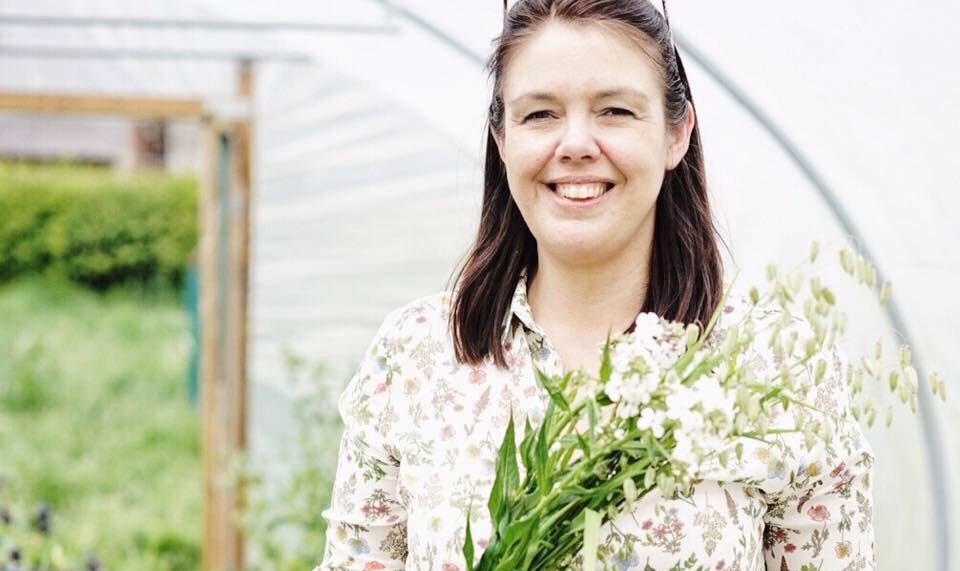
[666,101,695,170]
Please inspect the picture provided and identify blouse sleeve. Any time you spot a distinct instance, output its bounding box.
[315,309,410,570]
[761,342,877,570]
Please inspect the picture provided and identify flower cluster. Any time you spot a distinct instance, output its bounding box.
[463,241,945,571]
[0,494,100,571]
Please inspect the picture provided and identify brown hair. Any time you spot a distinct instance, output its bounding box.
[450,0,725,367]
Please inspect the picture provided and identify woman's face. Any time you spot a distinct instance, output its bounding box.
[493,21,694,268]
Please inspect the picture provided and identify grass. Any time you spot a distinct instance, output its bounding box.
[0,277,200,570]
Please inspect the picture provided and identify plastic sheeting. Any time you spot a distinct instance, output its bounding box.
[2,1,956,568]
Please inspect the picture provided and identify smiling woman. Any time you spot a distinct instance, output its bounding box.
[489,20,697,372]
[314,1,875,570]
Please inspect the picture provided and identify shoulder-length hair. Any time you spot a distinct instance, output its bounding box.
[450,0,726,367]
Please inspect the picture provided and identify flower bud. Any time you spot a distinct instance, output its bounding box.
[821,287,836,306]
[899,345,911,369]
[644,466,656,489]
[839,248,856,275]
[684,324,700,349]
[904,366,919,391]
[657,474,676,499]
[809,241,820,263]
[749,287,760,305]
[879,281,891,306]
[766,264,778,282]
[930,372,945,401]
[623,478,637,509]
[718,450,730,468]
[784,331,798,358]
[810,277,822,297]
[814,359,828,384]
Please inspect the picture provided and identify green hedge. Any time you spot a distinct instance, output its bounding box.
[0,162,198,290]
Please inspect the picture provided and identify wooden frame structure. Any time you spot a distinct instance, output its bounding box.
[0,69,254,571]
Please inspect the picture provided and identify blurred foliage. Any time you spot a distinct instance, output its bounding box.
[0,162,198,290]
[233,351,342,571]
[0,278,200,570]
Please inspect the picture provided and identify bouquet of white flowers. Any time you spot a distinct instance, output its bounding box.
[463,242,945,571]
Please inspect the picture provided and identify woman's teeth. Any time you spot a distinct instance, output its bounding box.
[553,182,610,200]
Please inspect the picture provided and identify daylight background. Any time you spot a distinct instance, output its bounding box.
[0,1,957,570]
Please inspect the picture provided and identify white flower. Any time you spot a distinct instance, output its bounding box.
[671,429,698,467]
[616,402,640,419]
[620,379,654,407]
[605,376,624,402]
[605,346,661,409]
[695,377,736,416]
[665,385,697,417]
[633,312,664,339]
[636,407,667,438]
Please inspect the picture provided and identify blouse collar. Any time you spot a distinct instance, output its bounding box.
[501,269,546,343]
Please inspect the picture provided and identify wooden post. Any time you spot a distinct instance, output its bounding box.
[199,116,223,571]
[199,59,254,571]
[225,58,253,570]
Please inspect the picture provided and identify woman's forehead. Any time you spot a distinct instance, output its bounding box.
[501,21,663,102]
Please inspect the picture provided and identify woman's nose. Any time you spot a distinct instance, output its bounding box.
[555,117,600,162]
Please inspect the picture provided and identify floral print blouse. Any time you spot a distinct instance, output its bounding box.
[315,277,876,571]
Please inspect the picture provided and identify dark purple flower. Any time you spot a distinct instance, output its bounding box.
[33,502,51,535]
[0,506,11,525]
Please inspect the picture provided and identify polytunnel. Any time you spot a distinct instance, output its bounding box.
[1,1,957,569]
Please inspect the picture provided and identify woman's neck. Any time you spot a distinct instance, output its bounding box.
[527,246,651,370]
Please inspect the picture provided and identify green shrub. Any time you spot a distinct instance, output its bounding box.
[0,162,198,290]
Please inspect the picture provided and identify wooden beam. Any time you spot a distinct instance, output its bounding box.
[200,60,254,571]
[199,118,223,571]
[0,91,205,119]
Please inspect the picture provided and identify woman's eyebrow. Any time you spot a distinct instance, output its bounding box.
[509,91,559,107]
[594,87,651,105]
[509,87,650,107]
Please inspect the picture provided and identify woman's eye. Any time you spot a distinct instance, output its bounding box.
[523,110,553,121]
[602,107,635,117]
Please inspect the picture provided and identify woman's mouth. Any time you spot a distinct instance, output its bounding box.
[546,182,615,201]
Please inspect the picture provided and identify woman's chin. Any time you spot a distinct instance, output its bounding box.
[538,236,620,267]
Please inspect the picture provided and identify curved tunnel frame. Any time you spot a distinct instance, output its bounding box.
[371,2,951,568]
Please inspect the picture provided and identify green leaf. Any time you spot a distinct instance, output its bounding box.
[463,508,475,571]
[536,411,551,495]
[536,368,571,413]
[599,336,613,384]
[582,508,602,571]
[520,417,535,474]
[488,414,520,528]
[575,431,591,460]
[586,398,599,450]
[760,387,784,404]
